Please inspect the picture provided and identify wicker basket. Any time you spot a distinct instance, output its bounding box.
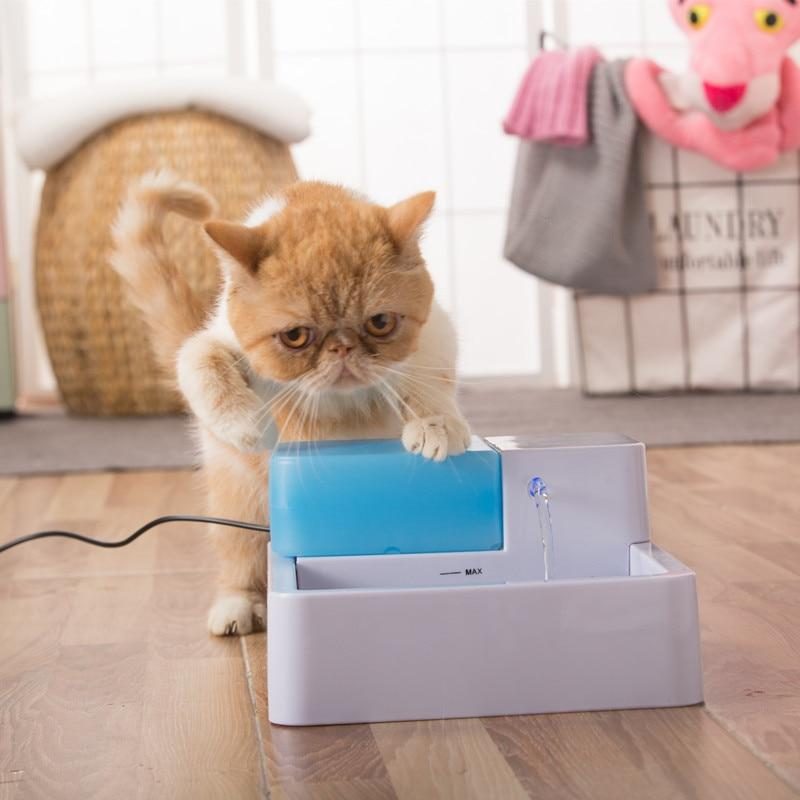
[35,110,298,415]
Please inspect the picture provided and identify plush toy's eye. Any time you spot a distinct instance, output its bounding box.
[755,9,784,32]
[364,313,399,338]
[687,4,712,29]
[278,326,314,350]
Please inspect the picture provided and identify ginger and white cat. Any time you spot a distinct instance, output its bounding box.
[111,172,470,635]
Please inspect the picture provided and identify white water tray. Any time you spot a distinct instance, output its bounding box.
[267,542,702,726]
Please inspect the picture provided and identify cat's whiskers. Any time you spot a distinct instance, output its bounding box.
[276,378,315,425]
[385,362,476,383]
[376,382,404,423]
[257,398,296,441]
[378,361,488,391]
[257,379,297,416]
[269,381,314,455]
[354,362,402,414]
[266,379,306,413]
[293,388,324,482]
[292,382,324,460]
[371,358,451,380]
[254,376,319,449]
[393,362,454,371]
[252,381,303,430]
[281,373,323,445]
[377,377,419,422]
[308,388,322,452]
[373,364,456,407]
[378,363,448,388]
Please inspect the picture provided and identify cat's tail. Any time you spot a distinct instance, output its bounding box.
[110,170,217,377]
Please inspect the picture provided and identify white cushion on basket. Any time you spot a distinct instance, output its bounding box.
[14,79,311,170]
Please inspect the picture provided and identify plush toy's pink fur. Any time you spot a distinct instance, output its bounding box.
[626,0,800,171]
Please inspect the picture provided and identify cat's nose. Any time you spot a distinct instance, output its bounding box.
[327,332,356,357]
[328,342,354,358]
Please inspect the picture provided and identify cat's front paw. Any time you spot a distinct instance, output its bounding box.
[207,594,266,636]
[209,411,263,452]
[402,414,471,462]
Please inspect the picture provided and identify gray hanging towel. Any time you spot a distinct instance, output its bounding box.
[504,59,658,295]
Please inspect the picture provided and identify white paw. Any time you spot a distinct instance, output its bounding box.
[207,594,265,637]
[402,415,471,462]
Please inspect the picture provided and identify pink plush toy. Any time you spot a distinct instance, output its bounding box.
[626,0,800,171]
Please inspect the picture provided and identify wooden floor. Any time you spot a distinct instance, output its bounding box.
[1,445,799,799]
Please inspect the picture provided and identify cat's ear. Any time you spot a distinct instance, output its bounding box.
[386,191,436,248]
[204,220,265,274]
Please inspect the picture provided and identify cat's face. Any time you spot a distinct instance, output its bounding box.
[205,183,435,395]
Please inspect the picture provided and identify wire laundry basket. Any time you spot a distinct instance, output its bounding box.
[35,109,298,415]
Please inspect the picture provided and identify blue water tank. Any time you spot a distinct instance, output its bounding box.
[269,437,503,557]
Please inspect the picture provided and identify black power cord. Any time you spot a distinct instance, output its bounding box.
[0,515,270,556]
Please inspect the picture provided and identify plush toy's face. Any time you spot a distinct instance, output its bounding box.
[670,0,800,111]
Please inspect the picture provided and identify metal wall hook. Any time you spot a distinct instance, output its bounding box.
[538,30,568,52]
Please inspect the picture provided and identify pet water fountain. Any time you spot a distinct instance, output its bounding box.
[266,434,703,726]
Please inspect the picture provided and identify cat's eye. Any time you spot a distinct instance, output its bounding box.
[755,9,783,32]
[364,313,399,338]
[278,326,314,350]
[687,4,711,29]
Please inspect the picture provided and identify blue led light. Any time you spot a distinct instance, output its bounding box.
[529,476,548,498]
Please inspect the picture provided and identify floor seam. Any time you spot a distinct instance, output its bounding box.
[701,703,799,794]
[241,637,271,800]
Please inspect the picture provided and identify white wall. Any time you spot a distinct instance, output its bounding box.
[558,0,684,64]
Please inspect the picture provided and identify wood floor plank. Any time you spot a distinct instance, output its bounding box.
[88,470,211,577]
[147,570,236,660]
[150,470,217,574]
[4,642,147,800]
[0,478,17,511]
[0,653,51,800]
[267,723,395,792]
[645,448,716,487]
[1,470,263,800]
[242,634,397,799]
[59,573,154,646]
[0,779,22,800]
[105,469,178,513]
[700,579,800,789]
[752,541,800,576]
[0,475,59,535]
[0,475,86,580]
[0,576,74,675]
[44,473,114,523]
[648,487,797,585]
[647,447,800,795]
[136,655,264,800]
[270,777,397,799]
[483,707,799,800]
[371,718,529,800]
